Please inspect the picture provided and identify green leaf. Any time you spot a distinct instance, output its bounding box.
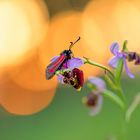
[115,58,124,85]
[103,89,125,110]
[105,74,126,103]
[104,75,117,90]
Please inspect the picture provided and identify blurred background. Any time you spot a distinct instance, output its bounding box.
[0,0,140,140]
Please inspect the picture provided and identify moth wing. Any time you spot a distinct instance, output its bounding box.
[46,54,66,80]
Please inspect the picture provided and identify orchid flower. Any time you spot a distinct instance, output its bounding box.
[83,77,106,116]
[51,56,84,90]
[108,42,135,78]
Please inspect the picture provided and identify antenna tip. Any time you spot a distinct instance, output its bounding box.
[78,36,81,40]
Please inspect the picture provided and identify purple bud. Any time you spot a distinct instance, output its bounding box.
[127,52,137,61]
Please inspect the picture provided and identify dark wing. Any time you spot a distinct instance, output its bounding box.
[46,54,66,80]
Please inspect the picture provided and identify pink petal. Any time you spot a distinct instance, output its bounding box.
[110,42,120,55]
[67,58,84,69]
[108,56,120,68]
[123,58,135,79]
[57,75,65,84]
[88,77,106,92]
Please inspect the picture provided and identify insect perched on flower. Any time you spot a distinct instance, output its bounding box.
[46,37,81,80]
[46,37,84,90]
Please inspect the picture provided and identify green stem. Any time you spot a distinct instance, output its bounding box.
[125,93,140,123]
[122,40,128,52]
[104,74,117,90]
[83,57,114,79]
[119,112,128,140]
[104,74,127,107]
[116,86,127,105]
[114,59,124,86]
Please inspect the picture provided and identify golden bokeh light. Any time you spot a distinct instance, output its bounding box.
[38,11,81,68]
[16,0,49,47]
[0,0,49,67]
[0,1,32,67]
[113,1,140,52]
[81,0,122,62]
[7,51,57,91]
[0,79,55,115]
[38,11,108,80]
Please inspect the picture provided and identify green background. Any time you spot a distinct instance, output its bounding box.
[0,76,140,140]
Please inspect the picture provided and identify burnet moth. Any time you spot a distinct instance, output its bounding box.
[46,37,81,80]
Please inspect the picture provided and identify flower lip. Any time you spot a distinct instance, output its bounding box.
[57,68,84,91]
[72,68,84,90]
[83,92,103,116]
[127,52,140,65]
[90,93,103,116]
[86,93,98,107]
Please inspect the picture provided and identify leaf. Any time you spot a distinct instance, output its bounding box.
[103,89,125,110]
[115,58,124,86]
[104,75,117,90]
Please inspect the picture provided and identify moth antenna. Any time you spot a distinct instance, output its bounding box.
[69,36,81,50]
[68,42,73,49]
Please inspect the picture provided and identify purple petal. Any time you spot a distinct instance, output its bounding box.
[89,94,103,116]
[123,58,135,79]
[110,42,120,55]
[57,74,65,84]
[108,56,120,68]
[88,77,106,92]
[50,56,60,62]
[62,62,68,69]
[67,58,84,69]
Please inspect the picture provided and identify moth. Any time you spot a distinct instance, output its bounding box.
[46,37,80,80]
